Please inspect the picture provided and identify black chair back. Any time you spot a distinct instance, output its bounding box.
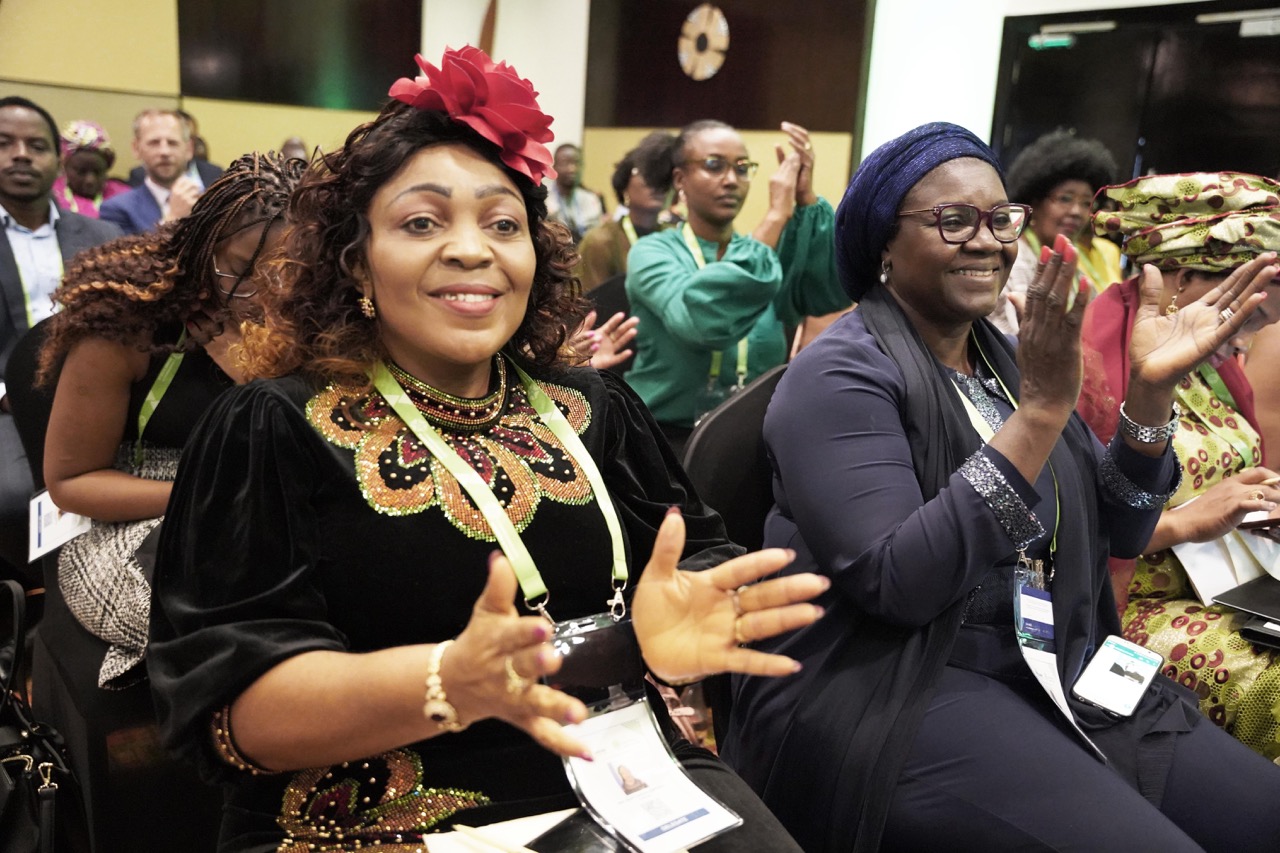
[680,364,786,553]
[7,317,56,489]
[680,364,785,747]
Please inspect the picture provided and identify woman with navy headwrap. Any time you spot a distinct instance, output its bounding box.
[720,123,1280,851]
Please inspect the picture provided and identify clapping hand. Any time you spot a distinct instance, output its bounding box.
[632,508,829,685]
[780,121,818,207]
[447,554,591,759]
[1128,253,1277,390]
[569,310,640,370]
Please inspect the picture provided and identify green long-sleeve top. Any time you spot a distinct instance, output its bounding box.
[624,198,849,428]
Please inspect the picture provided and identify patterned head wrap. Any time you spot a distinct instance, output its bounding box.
[835,122,1003,301]
[1093,172,1280,271]
[60,120,116,169]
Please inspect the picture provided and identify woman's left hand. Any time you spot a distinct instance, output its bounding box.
[780,121,818,207]
[1128,254,1277,390]
[632,508,829,685]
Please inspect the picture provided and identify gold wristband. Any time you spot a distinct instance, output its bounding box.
[424,639,466,733]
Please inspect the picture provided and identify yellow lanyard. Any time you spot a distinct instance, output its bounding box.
[371,359,629,621]
[620,214,639,247]
[682,223,749,388]
[133,330,187,466]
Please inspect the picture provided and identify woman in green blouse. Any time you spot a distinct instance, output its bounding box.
[625,120,850,452]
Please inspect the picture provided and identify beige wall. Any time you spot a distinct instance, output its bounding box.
[582,127,853,228]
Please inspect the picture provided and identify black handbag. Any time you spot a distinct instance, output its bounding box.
[0,579,89,853]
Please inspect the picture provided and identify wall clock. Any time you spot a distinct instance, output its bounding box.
[678,4,730,82]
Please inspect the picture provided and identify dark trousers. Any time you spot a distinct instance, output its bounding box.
[882,666,1280,852]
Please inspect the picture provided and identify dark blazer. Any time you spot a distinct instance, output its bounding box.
[98,185,162,236]
[127,160,224,188]
[0,208,120,382]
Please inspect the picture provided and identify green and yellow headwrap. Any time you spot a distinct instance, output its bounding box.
[1092,171,1280,271]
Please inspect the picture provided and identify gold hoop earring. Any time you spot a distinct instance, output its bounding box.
[359,294,376,319]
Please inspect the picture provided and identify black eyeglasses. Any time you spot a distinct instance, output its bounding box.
[685,156,759,180]
[213,260,260,299]
[896,202,1031,244]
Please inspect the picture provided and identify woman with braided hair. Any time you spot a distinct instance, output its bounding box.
[37,150,305,688]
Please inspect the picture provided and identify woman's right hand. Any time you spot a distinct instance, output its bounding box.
[766,146,802,223]
[443,555,591,759]
[1162,467,1280,546]
[1016,235,1092,422]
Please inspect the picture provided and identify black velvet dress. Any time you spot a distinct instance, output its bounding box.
[148,357,793,852]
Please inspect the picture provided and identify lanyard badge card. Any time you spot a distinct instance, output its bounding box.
[373,360,741,851]
[550,617,741,852]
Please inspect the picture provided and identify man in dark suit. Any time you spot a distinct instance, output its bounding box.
[100,109,221,235]
[0,96,119,572]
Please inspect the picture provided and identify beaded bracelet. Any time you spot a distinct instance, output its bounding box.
[211,705,270,775]
[424,639,466,733]
[1118,400,1180,444]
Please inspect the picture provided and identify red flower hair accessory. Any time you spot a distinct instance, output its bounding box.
[389,46,556,185]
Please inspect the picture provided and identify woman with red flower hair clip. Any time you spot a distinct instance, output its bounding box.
[146,46,822,851]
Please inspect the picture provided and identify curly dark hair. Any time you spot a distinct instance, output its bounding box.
[609,132,674,205]
[1005,129,1118,206]
[633,120,734,197]
[242,100,587,389]
[36,151,305,385]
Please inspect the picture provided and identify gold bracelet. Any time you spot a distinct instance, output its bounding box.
[210,705,270,775]
[424,639,466,733]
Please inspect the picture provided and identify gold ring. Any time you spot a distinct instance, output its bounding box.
[733,617,750,646]
[504,656,530,695]
[804,141,813,151]
[1219,307,1236,325]
[1249,489,1266,502]
[730,586,746,617]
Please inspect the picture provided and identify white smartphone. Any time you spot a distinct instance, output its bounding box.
[1070,635,1163,717]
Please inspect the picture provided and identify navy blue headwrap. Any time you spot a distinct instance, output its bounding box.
[835,122,1003,301]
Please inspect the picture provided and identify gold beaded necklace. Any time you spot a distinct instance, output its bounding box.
[385,355,508,432]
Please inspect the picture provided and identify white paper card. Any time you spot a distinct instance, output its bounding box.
[1019,645,1105,760]
[28,490,90,561]
[563,701,738,853]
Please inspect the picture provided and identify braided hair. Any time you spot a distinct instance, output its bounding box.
[37,151,305,385]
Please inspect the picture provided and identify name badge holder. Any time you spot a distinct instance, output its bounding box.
[372,361,742,852]
[955,340,1104,759]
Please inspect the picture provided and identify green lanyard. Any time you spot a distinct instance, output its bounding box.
[133,330,187,467]
[1025,231,1106,291]
[952,337,1061,568]
[682,223,749,389]
[620,214,639,247]
[1182,364,1255,465]
[371,359,629,621]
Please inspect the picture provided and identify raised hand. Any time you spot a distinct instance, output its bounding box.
[445,554,590,758]
[632,508,829,685]
[1016,234,1093,421]
[1128,253,1277,390]
[566,310,641,371]
[780,121,818,207]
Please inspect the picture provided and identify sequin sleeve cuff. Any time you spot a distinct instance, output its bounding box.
[1099,443,1182,510]
[211,705,271,775]
[959,449,1045,550]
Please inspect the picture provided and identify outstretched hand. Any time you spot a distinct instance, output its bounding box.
[1016,235,1092,419]
[446,554,591,759]
[1128,253,1277,389]
[632,508,829,685]
[568,310,641,371]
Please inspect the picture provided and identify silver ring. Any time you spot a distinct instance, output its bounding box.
[1219,307,1236,325]
[504,656,531,695]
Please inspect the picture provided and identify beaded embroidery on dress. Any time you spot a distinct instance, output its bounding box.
[306,355,594,541]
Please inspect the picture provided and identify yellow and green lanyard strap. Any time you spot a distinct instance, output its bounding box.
[1183,363,1255,464]
[371,360,630,622]
[952,337,1062,580]
[620,214,639,247]
[682,223,749,389]
[133,330,187,467]
[1025,230,1106,292]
